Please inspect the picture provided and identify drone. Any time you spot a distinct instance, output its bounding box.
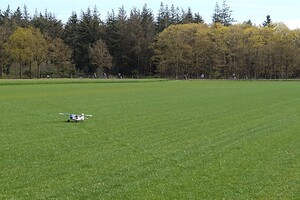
[59,113,92,122]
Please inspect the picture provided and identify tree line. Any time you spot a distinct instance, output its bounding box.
[155,23,300,79]
[1,1,300,79]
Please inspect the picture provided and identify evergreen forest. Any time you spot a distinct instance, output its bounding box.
[1,1,300,79]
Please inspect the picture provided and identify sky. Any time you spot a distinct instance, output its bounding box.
[1,0,300,29]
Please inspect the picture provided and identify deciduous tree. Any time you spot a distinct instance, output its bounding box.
[32,28,47,78]
[89,39,112,74]
[48,38,74,77]
[6,27,35,78]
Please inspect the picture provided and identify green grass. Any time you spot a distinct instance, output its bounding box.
[0,79,299,199]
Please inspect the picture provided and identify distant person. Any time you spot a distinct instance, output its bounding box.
[232,73,236,79]
[118,73,123,79]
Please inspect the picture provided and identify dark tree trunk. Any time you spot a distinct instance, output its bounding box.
[19,63,22,79]
[29,62,32,79]
[0,64,2,77]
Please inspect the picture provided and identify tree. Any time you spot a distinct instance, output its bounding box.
[194,24,213,77]
[154,25,182,78]
[243,20,253,26]
[156,3,170,32]
[63,12,80,70]
[6,27,35,78]
[220,0,235,26]
[223,25,245,78]
[212,2,222,24]
[32,28,48,78]
[140,4,156,76]
[194,13,204,24]
[2,3,300,79]
[0,21,12,77]
[154,24,200,78]
[23,4,30,25]
[12,7,23,26]
[48,38,74,77]
[31,9,63,39]
[5,27,48,78]
[3,5,11,19]
[104,10,118,65]
[127,8,143,74]
[169,5,180,25]
[262,15,274,27]
[72,7,104,73]
[212,0,234,26]
[89,39,112,74]
[104,6,131,74]
[181,7,193,24]
[209,23,230,78]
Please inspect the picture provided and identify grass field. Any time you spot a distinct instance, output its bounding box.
[0,79,299,199]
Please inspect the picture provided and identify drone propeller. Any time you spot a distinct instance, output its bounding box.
[59,113,92,116]
[59,113,70,115]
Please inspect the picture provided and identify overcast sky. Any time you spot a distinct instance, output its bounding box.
[1,0,299,29]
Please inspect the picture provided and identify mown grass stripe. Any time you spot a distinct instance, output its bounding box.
[0,80,299,199]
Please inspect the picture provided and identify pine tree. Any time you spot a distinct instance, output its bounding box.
[212,0,234,26]
[194,13,204,24]
[169,4,180,25]
[182,7,193,24]
[243,20,253,26]
[104,7,130,74]
[76,7,103,73]
[104,10,119,68]
[156,3,170,32]
[221,0,234,26]
[128,8,143,73]
[12,7,23,27]
[23,4,30,26]
[31,10,63,39]
[140,4,156,75]
[212,2,222,24]
[262,15,273,27]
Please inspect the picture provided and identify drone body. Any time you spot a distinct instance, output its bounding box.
[59,113,92,122]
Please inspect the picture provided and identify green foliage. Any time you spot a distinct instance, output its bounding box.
[75,7,103,72]
[212,0,235,26]
[1,3,300,79]
[103,7,132,74]
[262,15,274,27]
[154,23,300,79]
[88,39,112,73]
[156,3,205,32]
[0,80,299,199]
[32,27,48,78]
[6,27,50,78]
[6,27,35,78]
[31,10,64,39]
[48,38,74,77]
[63,12,80,72]
[0,25,11,77]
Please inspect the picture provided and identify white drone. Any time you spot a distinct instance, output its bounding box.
[59,113,92,122]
